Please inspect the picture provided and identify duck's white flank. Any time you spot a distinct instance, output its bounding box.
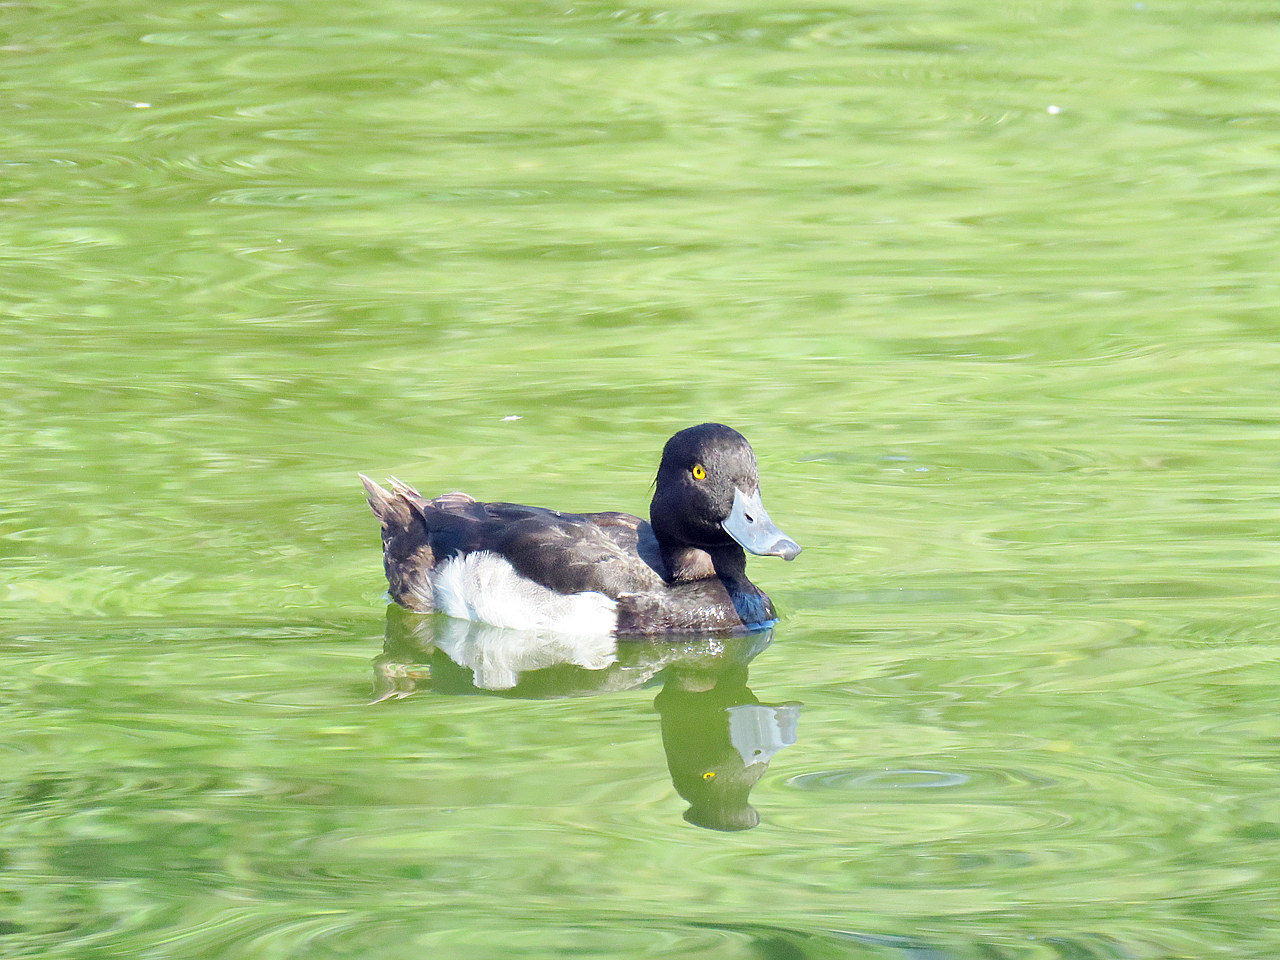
[431,551,619,635]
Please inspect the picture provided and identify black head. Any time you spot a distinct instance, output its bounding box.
[649,423,801,564]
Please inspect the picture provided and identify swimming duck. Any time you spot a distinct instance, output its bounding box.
[359,423,801,636]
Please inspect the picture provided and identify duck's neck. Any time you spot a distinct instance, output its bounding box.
[661,542,747,585]
[661,542,775,626]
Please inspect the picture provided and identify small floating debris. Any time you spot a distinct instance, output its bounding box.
[500,415,523,422]
[1046,104,1062,115]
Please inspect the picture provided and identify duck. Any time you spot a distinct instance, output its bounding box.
[359,423,801,637]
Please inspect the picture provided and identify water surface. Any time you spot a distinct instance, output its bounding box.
[4,1,1280,957]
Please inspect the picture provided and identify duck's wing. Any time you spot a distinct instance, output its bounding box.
[481,505,666,599]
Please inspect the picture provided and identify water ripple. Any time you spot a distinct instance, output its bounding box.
[140,27,405,48]
[787,767,972,791]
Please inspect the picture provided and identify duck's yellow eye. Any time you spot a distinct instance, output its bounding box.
[702,771,716,780]
[691,463,707,480]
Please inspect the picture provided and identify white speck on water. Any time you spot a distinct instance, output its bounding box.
[501,415,523,422]
[132,102,151,109]
[1047,104,1062,115]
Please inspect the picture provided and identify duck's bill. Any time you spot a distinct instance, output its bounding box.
[722,488,802,561]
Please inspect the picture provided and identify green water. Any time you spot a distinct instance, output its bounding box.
[5,1,1280,956]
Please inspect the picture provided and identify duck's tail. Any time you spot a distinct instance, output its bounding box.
[359,474,436,613]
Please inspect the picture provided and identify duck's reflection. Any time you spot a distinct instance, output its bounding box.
[656,663,799,831]
[373,606,800,831]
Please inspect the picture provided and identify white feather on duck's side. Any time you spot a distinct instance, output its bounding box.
[431,551,619,635]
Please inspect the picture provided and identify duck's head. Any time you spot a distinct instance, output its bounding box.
[650,423,801,567]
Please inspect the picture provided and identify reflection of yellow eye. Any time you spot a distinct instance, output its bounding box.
[692,464,707,480]
[702,771,716,780]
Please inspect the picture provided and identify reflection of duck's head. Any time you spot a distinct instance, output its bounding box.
[679,770,765,832]
[655,662,799,832]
